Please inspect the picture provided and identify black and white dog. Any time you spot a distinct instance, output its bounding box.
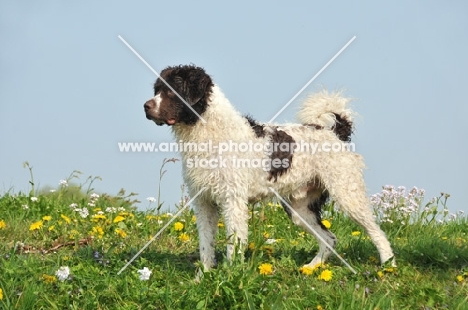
[144,65,395,271]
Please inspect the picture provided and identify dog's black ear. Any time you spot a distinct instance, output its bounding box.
[181,66,213,105]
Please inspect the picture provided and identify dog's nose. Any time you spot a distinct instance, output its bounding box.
[144,99,155,112]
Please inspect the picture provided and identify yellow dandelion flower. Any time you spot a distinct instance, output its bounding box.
[115,228,127,238]
[0,288,3,300]
[457,275,464,282]
[377,271,384,278]
[299,263,326,275]
[318,269,332,282]
[174,222,184,231]
[42,274,57,283]
[263,232,270,238]
[191,215,197,223]
[179,233,190,242]
[113,215,125,223]
[309,262,326,271]
[48,225,55,232]
[29,220,43,231]
[321,219,331,229]
[351,231,361,236]
[91,226,104,238]
[42,215,52,221]
[317,306,323,310]
[249,242,255,250]
[0,220,6,229]
[217,222,224,228]
[455,237,467,247]
[91,214,106,222]
[61,214,71,224]
[258,263,273,275]
[145,215,159,221]
[69,230,80,240]
[299,265,314,275]
[383,267,394,273]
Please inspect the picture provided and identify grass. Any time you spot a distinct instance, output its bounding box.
[0,171,467,309]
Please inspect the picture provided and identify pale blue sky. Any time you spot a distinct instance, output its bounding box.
[1,1,467,213]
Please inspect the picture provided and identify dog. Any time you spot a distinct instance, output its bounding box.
[144,64,395,271]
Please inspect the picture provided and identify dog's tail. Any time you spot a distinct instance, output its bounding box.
[296,90,355,142]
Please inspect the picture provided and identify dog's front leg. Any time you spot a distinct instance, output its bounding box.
[193,200,219,271]
[222,197,249,263]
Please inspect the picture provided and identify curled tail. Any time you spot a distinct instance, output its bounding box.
[296,90,355,142]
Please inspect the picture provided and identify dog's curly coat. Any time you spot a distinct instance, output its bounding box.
[144,65,395,271]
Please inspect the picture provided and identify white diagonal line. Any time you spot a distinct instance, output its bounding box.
[118,35,207,124]
[268,36,356,123]
[269,187,357,274]
[117,187,206,275]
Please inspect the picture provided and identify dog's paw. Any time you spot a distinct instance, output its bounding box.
[194,262,213,283]
[382,256,397,268]
[194,268,205,283]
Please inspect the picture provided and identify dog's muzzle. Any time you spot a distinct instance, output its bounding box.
[144,99,165,126]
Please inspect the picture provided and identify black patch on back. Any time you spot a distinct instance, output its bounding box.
[331,113,353,142]
[244,115,266,138]
[268,128,295,182]
[307,191,330,229]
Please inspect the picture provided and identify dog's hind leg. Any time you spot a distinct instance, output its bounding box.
[319,157,396,266]
[343,199,396,266]
[284,188,337,268]
[193,198,219,271]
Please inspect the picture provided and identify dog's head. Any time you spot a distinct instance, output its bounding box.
[144,65,213,126]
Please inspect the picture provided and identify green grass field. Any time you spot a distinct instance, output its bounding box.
[0,167,467,309]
